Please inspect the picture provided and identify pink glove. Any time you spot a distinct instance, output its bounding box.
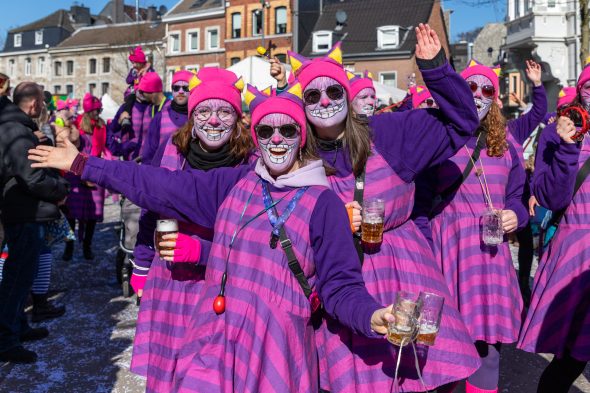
[173,233,202,263]
[130,273,147,294]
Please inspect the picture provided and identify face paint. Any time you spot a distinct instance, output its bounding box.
[192,98,238,150]
[465,74,494,120]
[580,81,590,112]
[172,81,189,106]
[352,87,377,116]
[256,113,301,176]
[304,76,348,128]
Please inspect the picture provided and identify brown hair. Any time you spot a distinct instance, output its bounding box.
[79,113,105,135]
[172,117,254,162]
[481,101,508,157]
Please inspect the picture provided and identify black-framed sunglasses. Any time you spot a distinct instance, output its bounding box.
[303,84,344,105]
[255,124,300,140]
[467,81,495,98]
[172,85,189,93]
[425,98,435,107]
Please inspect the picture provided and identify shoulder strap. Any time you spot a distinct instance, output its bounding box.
[551,155,590,226]
[352,169,366,265]
[279,227,313,300]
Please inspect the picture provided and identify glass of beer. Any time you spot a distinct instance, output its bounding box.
[156,219,178,253]
[416,292,444,346]
[482,209,503,246]
[387,291,420,347]
[361,198,385,253]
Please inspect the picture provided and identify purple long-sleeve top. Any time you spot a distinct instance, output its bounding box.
[507,85,548,145]
[532,123,582,211]
[78,157,382,337]
[126,66,156,86]
[141,106,187,164]
[106,102,149,160]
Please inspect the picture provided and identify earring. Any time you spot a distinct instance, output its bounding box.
[299,148,303,163]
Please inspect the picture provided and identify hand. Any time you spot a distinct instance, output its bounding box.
[130,273,147,298]
[528,196,539,216]
[509,92,522,105]
[345,201,362,233]
[269,56,287,88]
[119,111,130,125]
[556,116,577,144]
[370,305,395,335]
[54,125,71,145]
[547,115,556,125]
[33,130,48,144]
[525,60,542,87]
[500,209,518,233]
[28,136,80,171]
[0,78,9,95]
[415,23,441,61]
[158,233,202,263]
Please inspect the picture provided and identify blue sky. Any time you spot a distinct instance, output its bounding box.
[0,0,505,43]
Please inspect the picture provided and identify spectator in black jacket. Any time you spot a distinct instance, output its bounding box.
[0,82,69,364]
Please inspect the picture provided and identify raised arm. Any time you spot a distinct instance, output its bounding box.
[507,86,547,145]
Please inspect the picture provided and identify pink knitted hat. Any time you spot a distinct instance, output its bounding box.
[460,59,501,98]
[557,86,576,108]
[577,64,590,92]
[245,83,307,147]
[138,72,163,93]
[287,42,351,99]
[129,46,146,63]
[188,67,244,116]
[410,85,433,108]
[348,70,375,101]
[56,100,69,111]
[172,70,193,85]
[82,93,102,113]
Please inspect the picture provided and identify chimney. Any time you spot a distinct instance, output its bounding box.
[147,6,158,22]
[113,0,125,23]
[70,5,92,26]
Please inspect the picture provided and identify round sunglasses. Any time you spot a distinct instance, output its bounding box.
[425,98,435,107]
[172,85,189,93]
[303,84,344,105]
[467,81,495,98]
[255,124,300,140]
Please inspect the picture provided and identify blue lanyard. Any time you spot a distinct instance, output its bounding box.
[262,180,308,248]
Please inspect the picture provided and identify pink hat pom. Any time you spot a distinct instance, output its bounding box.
[129,46,146,63]
[138,72,163,93]
[460,59,500,98]
[172,70,193,85]
[82,93,102,113]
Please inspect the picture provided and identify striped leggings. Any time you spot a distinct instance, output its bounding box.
[0,245,52,295]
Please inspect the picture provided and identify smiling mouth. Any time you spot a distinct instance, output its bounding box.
[362,105,375,114]
[202,126,228,141]
[264,143,292,164]
[474,98,484,111]
[310,103,344,119]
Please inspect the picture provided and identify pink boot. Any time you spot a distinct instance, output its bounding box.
[465,381,498,393]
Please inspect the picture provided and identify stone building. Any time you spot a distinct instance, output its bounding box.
[473,23,506,67]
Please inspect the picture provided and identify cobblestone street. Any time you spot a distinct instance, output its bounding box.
[0,198,588,392]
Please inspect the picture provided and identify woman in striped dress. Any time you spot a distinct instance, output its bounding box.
[129,67,254,393]
[29,82,396,393]
[518,67,590,393]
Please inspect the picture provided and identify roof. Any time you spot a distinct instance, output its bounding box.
[301,0,435,58]
[9,9,75,33]
[123,4,149,21]
[166,0,224,17]
[56,22,165,49]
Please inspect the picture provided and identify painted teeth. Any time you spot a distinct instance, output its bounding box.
[310,103,344,119]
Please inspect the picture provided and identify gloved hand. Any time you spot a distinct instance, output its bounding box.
[130,273,147,298]
[158,232,202,263]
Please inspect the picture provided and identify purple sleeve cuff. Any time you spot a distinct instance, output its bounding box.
[70,153,88,176]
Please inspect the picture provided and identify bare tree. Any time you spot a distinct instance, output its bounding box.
[581,0,589,66]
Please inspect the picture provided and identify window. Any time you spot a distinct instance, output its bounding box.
[275,53,287,64]
[54,61,62,76]
[379,72,397,88]
[548,0,556,7]
[207,27,219,50]
[89,59,97,74]
[377,26,399,49]
[101,82,109,96]
[103,58,111,73]
[8,60,15,75]
[14,33,22,48]
[252,10,263,36]
[88,83,97,94]
[232,13,241,38]
[275,7,287,34]
[312,31,332,53]
[169,33,180,53]
[24,58,31,76]
[66,60,74,76]
[37,57,45,75]
[231,57,241,65]
[35,30,43,45]
[54,85,61,94]
[188,30,199,51]
[66,84,74,96]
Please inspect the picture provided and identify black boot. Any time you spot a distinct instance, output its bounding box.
[0,346,37,363]
[62,240,74,261]
[20,327,49,342]
[31,294,66,323]
[519,277,532,308]
[83,220,96,260]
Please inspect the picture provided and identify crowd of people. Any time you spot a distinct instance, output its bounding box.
[0,23,588,393]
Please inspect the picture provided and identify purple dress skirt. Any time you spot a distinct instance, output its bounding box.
[316,148,481,392]
[518,128,590,361]
[65,134,105,221]
[429,138,527,344]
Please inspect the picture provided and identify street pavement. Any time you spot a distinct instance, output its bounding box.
[0,198,588,392]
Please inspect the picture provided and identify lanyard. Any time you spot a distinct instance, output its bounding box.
[151,98,166,118]
[262,180,308,249]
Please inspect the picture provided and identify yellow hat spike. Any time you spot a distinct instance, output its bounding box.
[244,89,257,107]
[586,55,590,66]
[416,87,424,93]
[366,71,374,79]
[234,77,245,92]
[188,75,202,91]
[286,82,303,100]
[262,86,272,96]
[174,67,181,72]
[468,59,478,68]
[559,89,566,98]
[327,45,343,65]
[493,67,502,77]
[346,71,356,80]
[289,55,303,74]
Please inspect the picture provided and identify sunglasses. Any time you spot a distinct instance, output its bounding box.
[467,81,495,98]
[425,98,435,107]
[172,85,189,93]
[255,124,300,140]
[303,84,344,105]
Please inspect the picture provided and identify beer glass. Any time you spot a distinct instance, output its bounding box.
[387,291,420,347]
[156,219,178,253]
[361,198,385,253]
[482,209,503,246]
[416,292,444,346]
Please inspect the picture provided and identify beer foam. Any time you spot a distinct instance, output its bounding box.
[157,219,178,232]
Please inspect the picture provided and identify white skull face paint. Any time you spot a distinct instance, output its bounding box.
[580,81,590,112]
[465,74,495,120]
[256,113,301,176]
[304,76,348,128]
[352,87,377,116]
[192,98,238,150]
[172,81,189,106]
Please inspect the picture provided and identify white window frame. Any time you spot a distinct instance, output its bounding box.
[24,58,31,76]
[169,31,181,54]
[379,71,398,88]
[66,59,75,76]
[35,30,43,45]
[88,58,98,75]
[377,25,400,50]
[252,9,263,36]
[101,82,110,96]
[185,64,199,73]
[88,82,98,95]
[65,84,74,97]
[54,61,62,77]
[186,28,200,52]
[206,26,220,50]
[102,57,111,74]
[14,33,22,48]
[37,57,45,76]
[54,85,62,94]
[312,31,333,53]
[204,62,220,67]
[8,59,15,76]
[231,12,242,38]
[275,6,287,35]
[166,68,176,90]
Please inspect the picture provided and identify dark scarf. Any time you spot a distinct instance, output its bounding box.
[171,100,188,115]
[317,137,343,151]
[187,139,241,170]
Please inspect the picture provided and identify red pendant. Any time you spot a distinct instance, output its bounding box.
[213,295,225,314]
